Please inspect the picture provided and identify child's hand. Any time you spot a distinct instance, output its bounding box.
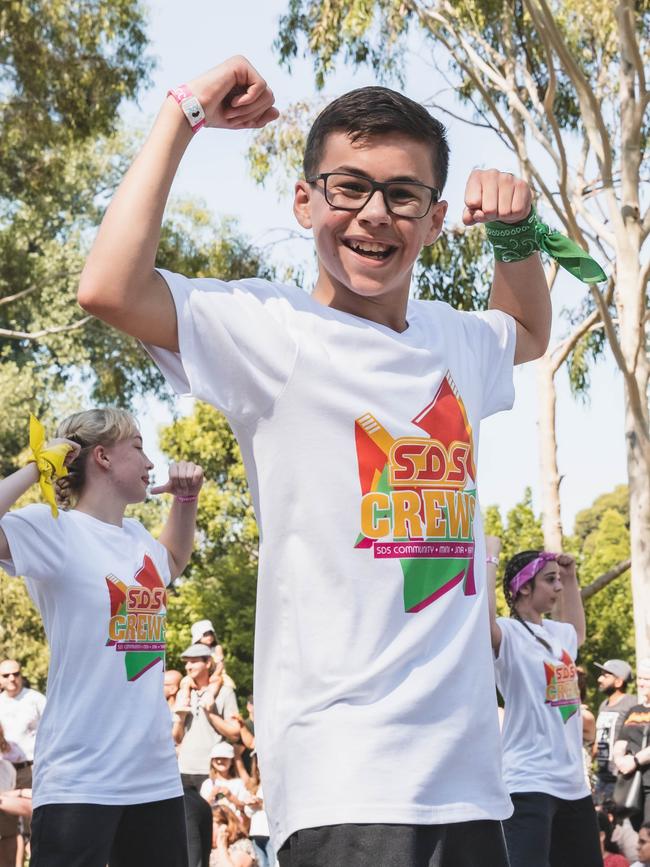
[45,438,82,467]
[150,462,204,499]
[186,56,279,131]
[556,553,577,583]
[462,169,532,226]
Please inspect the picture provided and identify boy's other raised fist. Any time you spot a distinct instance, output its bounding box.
[185,56,279,131]
[462,168,532,226]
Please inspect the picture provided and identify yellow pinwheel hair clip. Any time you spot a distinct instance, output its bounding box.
[29,414,73,518]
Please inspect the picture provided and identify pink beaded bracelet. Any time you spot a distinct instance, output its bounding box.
[175,495,198,504]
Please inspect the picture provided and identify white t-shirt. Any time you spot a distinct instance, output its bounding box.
[494,617,589,799]
[0,505,182,808]
[146,271,517,849]
[199,775,249,809]
[0,688,46,760]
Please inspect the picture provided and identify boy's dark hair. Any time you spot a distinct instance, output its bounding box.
[303,86,450,191]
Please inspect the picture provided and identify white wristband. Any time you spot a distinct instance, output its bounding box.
[168,84,206,133]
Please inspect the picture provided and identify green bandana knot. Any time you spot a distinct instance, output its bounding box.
[485,207,607,284]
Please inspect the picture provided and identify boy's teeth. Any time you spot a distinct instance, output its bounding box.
[350,240,390,253]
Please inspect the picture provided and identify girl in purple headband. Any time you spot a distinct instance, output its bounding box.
[486,539,602,867]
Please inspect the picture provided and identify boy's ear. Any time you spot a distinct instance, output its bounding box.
[293,180,313,229]
[423,199,448,246]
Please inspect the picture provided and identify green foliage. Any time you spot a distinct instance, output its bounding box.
[276,0,410,88]
[416,227,491,310]
[575,507,633,708]
[0,0,155,463]
[573,484,629,541]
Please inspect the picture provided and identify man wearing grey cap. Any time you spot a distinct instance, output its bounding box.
[595,658,637,803]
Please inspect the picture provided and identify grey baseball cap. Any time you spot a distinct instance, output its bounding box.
[180,643,213,659]
[595,659,632,682]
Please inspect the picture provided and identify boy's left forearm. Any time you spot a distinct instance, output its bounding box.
[489,255,552,365]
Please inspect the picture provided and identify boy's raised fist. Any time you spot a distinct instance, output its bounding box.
[185,56,279,131]
[462,168,532,226]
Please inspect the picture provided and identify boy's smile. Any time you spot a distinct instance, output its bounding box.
[294,131,447,331]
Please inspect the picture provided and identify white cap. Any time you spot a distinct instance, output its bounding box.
[210,742,235,759]
[191,619,216,644]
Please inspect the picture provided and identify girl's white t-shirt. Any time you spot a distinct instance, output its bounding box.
[146,272,517,850]
[0,505,182,808]
[200,775,249,808]
[494,617,589,799]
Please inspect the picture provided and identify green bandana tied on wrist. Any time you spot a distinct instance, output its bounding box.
[485,207,607,284]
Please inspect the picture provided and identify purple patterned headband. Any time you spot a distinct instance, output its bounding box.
[509,552,558,595]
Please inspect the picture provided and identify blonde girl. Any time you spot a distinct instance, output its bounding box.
[0,408,203,867]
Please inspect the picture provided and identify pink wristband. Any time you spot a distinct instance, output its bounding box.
[175,495,198,504]
[167,84,206,133]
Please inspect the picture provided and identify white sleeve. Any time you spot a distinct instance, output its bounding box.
[0,504,67,582]
[493,617,515,678]
[126,520,172,588]
[199,778,213,800]
[143,270,299,423]
[460,309,516,419]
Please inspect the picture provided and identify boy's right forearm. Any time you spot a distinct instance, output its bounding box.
[79,98,192,311]
[0,464,39,519]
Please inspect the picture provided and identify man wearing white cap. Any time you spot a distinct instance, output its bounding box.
[595,658,637,803]
[190,619,236,690]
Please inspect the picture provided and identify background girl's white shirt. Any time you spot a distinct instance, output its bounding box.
[495,617,589,799]
[0,505,182,807]
[146,272,516,850]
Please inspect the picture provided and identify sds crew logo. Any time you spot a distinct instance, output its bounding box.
[354,372,477,613]
[105,554,167,681]
[544,650,580,723]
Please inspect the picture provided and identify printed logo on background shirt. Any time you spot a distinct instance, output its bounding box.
[544,650,580,723]
[354,372,477,613]
[623,710,650,726]
[105,554,166,682]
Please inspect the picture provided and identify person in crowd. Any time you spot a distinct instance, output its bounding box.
[0,752,17,867]
[78,48,562,866]
[598,810,630,866]
[595,660,638,803]
[631,822,650,867]
[200,743,249,817]
[486,536,602,867]
[210,806,257,867]
[175,643,239,867]
[240,758,273,867]
[600,801,640,864]
[191,620,235,690]
[0,660,45,805]
[613,660,650,826]
[164,669,183,711]
[0,722,28,866]
[0,408,204,866]
[578,665,597,790]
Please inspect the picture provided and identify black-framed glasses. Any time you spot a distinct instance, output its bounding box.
[306,172,440,219]
[0,671,21,678]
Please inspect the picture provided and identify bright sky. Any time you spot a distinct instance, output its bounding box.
[128,0,627,534]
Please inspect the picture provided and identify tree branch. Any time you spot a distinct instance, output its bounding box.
[0,316,92,341]
[0,286,39,307]
[524,0,616,215]
[581,560,631,600]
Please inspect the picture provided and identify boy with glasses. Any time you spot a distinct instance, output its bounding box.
[78,56,553,866]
